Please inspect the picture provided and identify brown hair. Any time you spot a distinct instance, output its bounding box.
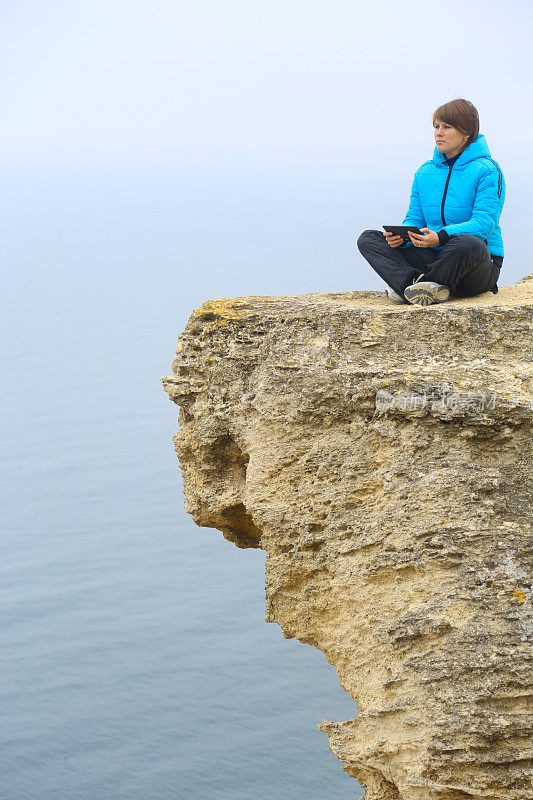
[432,99,480,150]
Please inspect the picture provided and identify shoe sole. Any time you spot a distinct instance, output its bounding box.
[404,282,450,306]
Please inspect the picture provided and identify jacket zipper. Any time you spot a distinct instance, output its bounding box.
[440,161,454,226]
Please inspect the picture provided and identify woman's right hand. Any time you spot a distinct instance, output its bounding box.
[383,231,405,248]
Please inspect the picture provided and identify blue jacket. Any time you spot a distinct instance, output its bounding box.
[402,134,505,256]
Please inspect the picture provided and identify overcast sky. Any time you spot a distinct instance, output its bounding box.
[2,0,532,157]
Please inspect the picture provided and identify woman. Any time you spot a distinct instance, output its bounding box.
[357,99,505,306]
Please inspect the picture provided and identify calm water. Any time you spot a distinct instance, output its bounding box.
[1,146,528,799]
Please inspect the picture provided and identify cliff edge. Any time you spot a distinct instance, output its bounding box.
[162,277,533,800]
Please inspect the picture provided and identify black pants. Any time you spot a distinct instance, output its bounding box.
[357,230,500,298]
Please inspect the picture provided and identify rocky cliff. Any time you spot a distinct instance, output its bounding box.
[162,276,533,800]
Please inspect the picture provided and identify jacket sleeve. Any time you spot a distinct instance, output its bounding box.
[442,165,502,240]
[400,173,426,248]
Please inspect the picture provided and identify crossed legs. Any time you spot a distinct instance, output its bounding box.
[357,230,499,300]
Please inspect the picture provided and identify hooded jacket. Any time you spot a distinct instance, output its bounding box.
[401,133,505,258]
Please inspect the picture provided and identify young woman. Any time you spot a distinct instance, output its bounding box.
[357,99,505,306]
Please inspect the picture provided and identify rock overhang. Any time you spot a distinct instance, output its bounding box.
[162,276,532,800]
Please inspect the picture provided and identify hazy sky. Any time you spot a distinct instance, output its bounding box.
[2,0,532,156]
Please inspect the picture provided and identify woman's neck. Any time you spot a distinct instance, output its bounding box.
[444,151,461,164]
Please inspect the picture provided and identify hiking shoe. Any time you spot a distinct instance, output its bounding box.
[385,287,408,304]
[403,279,450,306]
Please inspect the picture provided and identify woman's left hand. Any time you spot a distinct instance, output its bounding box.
[408,228,440,248]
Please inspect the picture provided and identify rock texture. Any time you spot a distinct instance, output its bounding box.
[163,277,533,800]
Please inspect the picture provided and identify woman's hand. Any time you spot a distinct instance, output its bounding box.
[408,228,440,248]
[383,231,405,248]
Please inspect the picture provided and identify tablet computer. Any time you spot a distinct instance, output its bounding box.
[383,225,422,241]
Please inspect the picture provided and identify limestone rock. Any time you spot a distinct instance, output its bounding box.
[162,276,533,799]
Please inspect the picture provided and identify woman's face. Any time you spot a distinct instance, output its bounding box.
[433,118,469,158]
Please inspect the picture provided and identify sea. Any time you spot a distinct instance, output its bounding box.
[1,144,529,799]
